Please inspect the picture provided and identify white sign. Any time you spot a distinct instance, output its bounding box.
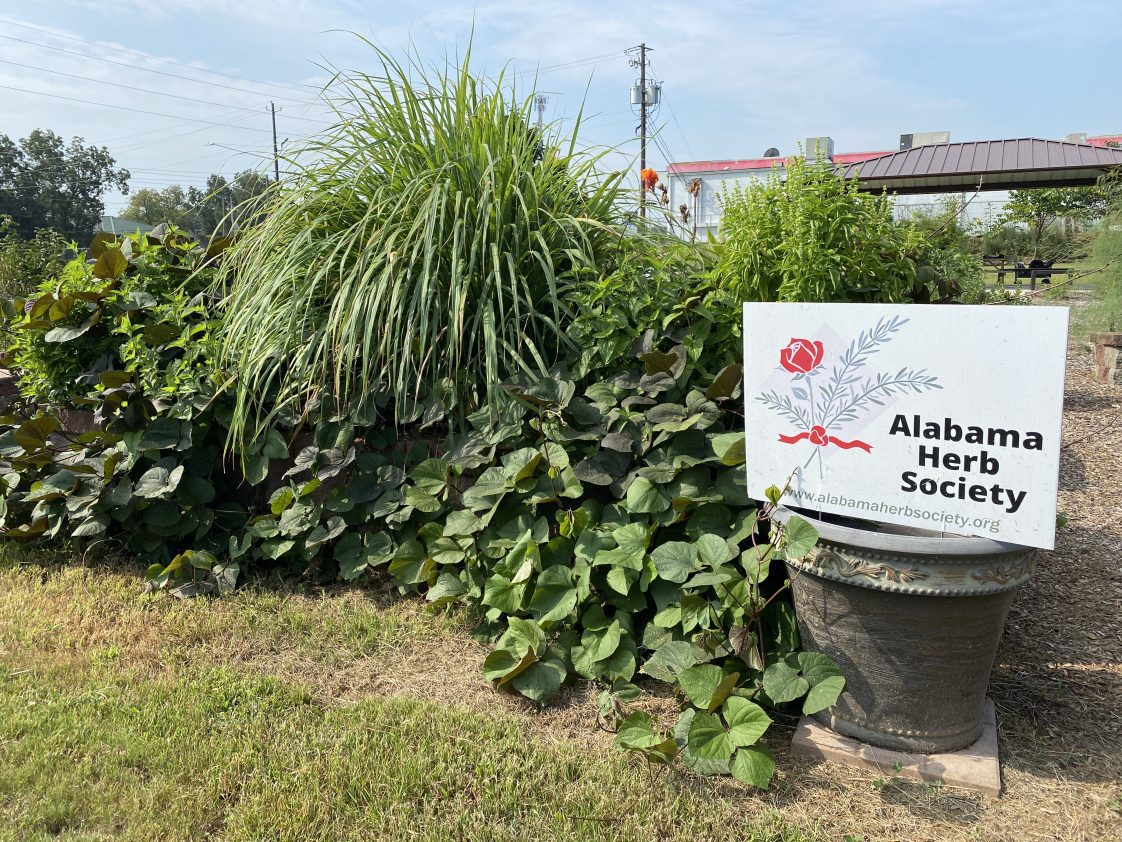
[743,303,1068,549]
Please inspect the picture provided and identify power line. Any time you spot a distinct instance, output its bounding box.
[659,90,696,161]
[0,32,320,105]
[100,104,259,144]
[514,52,623,78]
[0,82,277,133]
[0,57,332,125]
[111,110,274,155]
[1,15,325,98]
[0,16,322,99]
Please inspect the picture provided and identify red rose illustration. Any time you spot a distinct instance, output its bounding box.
[780,338,824,374]
[809,425,829,446]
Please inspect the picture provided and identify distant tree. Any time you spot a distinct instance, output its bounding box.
[186,170,272,237]
[0,129,130,242]
[121,185,192,228]
[121,170,272,238]
[999,186,1107,257]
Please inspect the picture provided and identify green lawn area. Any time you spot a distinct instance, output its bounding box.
[0,555,818,842]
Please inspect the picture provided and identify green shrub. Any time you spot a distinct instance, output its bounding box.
[0,321,839,788]
[1089,213,1122,331]
[713,155,917,303]
[217,45,629,452]
[0,215,71,299]
[1,227,217,405]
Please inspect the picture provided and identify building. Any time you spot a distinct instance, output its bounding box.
[665,132,1122,240]
[99,215,156,236]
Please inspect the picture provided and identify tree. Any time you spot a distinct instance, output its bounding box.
[121,185,192,228]
[186,170,272,237]
[0,129,130,242]
[999,186,1107,257]
[121,170,272,238]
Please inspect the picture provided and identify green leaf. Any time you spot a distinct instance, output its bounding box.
[696,533,736,568]
[209,562,239,595]
[723,696,772,748]
[741,544,773,583]
[528,566,578,623]
[649,541,698,584]
[783,515,819,559]
[678,664,739,712]
[134,465,183,499]
[503,617,547,656]
[482,575,528,614]
[580,619,622,663]
[335,531,395,581]
[137,417,190,451]
[305,515,346,549]
[797,652,846,714]
[269,487,295,516]
[704,363,743,400]
[92,247,129,279]
[443,509,484,537]
[509,657,567,703]
[803,675,846,715]
[426,571,467,605]
[640,640,700,683]
[593,522,648,570]
[501,447,542,481]
[764,485,783,505]
[411,457,450,496]
[625,476,670,514]
[26,469,79,501]
[388,539,434,585]
[482,648,536,686]
[710,431,746,466]
[44,314,97,343]
[177,475,215,506]
[762,660,810,704]
[615,712,660,750]
[605,565,638,596]
[14,415,57,451]
[686,712,733,761]
[729,746,776,788]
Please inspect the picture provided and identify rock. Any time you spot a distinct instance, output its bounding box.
[1090,332,1122,386]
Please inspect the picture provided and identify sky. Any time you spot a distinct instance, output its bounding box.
[1,0,1120,215]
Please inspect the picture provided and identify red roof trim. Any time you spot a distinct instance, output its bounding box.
[667,150,890,175]
[668,138,1122,174]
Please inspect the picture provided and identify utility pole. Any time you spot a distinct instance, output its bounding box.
[534,93,548,129]
[639,43,647,219]
[270,102,280,184]
[628,44,652,218]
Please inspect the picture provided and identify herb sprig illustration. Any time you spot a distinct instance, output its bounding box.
[758,316,942,474]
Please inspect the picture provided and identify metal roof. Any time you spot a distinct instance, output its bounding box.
[840,138,1122,193]
[99,215,156,235]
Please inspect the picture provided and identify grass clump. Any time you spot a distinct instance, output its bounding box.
[218,43,628,448]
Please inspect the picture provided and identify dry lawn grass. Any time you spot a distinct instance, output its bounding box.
[1,305,1119,841]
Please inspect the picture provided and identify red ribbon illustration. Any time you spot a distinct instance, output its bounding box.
[779,425,872,452]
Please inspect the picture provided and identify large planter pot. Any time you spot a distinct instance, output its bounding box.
[1090,332,1122,385]
[775,507,1035,753]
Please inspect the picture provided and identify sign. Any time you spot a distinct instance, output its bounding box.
[743,303,1067,549]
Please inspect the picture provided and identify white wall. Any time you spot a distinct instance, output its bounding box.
[665,165,1009,240]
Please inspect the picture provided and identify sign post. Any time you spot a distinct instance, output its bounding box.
[743,303,1067,549]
